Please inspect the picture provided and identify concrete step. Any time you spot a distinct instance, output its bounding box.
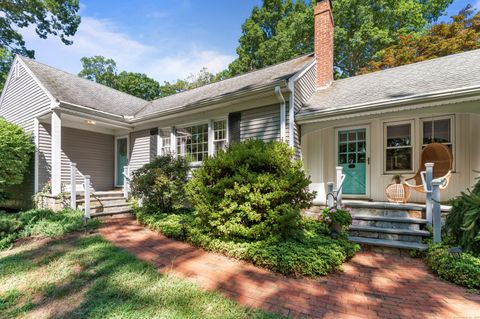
[349,225,430,236]
[353,215,428,224]
[348,236,428,251]
[91,207,133,218]
[76,196,126,203]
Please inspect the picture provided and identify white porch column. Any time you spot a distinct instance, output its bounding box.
[208,120,214,157]
[51,110,62,196]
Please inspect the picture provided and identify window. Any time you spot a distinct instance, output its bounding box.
[158,129,172,156]
[213,120,227,153]
[422,117,453,150]
[177,123,209,162]
[385,122,413,172]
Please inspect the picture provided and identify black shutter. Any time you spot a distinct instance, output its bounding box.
[228,112,241,143]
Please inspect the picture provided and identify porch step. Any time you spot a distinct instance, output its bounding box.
[76,196,126,203]
[348,236,428,251]
[91,208,133,218]
[353,215,428,224]
[349,225,430,236]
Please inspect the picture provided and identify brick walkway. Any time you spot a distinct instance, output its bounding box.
[99,216,480,319]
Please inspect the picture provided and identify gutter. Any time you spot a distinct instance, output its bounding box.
[275,86,287,141]
[296,85,480,124]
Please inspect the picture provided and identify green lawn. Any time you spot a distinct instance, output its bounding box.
[0,234,280,319]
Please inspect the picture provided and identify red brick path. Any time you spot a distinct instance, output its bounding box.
[99,216,480,319]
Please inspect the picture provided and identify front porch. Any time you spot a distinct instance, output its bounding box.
[35,109,133,196]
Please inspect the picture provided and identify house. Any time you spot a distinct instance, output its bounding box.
[1,0,480,211]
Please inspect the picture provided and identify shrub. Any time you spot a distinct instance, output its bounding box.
[425,244,480,289]
[134,209,360,277]
[130,155,190,213]
[444,177,480,255]
[0,118,35,202]
[185,140,315,241]
[320,207,353,231]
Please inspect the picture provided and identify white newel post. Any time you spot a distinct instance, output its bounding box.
[84,175,91,219]
[123,165,129,199]
[425,163,434,225]
[336,166,343,208]
[70,163,77,209]
[431,178,443,244]
[51,110,62,196]
[326,182,335,208]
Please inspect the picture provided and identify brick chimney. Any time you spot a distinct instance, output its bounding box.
[314,0,334,88]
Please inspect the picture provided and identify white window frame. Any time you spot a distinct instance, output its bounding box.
[114,135,130,187]
[157,128,172,156]
[383,120,415,174]
[176,121,210,166]
[212,118,228,155]
[420,115,455,171]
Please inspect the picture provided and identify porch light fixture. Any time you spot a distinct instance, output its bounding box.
[86,120,96,125]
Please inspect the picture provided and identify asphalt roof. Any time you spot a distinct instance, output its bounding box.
[134,54,314,118]
[19,56,148,117]
[299,49,480,118]
[19,53,314,119]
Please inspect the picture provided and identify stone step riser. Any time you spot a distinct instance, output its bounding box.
[349,230,423,243]
[354,219,421,231]
[352,208,423,219]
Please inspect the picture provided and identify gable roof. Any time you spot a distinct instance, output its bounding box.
[18,56,149,117]
[299,49,480,119]
[134,54,314,118]
[17,54,314,120]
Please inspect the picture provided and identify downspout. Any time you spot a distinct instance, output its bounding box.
[275,86,287,142]
[287,80,295,148]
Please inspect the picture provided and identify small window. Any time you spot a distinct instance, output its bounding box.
[385,122,413,172]
[177,123,209,162]
[213,120,227,154]
[422,117,453,150]
[159,129,172,156]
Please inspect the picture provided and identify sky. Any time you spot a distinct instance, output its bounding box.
[19,0,479,83]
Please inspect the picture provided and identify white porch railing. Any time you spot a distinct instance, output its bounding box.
[326,166,346,208]
[123,165,131,199]
[421,162,445,244]
[83,175,91,219]
[70,163,77,209]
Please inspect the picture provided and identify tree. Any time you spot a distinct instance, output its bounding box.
[115,71,160,101]
[360,6,480,74]
[158,67,217,98]
[0,0,81,90]
[0,49,14,90]
[0,118,35,202]
[78,56,117,87]
[78,56,161,101]
[226,0,453,78]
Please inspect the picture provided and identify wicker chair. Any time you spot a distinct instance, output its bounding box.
[403,143,453,194]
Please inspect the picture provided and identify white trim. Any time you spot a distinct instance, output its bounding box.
[334,124,371,199]
[15,56,58,103]
[383,119,415,174]
[33,118,40,193]
[208,119,214,157]
[114,135,130,187]
[51,109,62,195]
[275,86,287,141]
[296,85,480,124]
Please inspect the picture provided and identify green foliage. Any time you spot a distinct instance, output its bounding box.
[444,177,480,255]
[226,0,452,78]
[78,56,161,101]
[361,6,480,73]
[320,207,353,231]
[0,118,35,202]
[130,155,190,213]
[158,67,217,98]
[135,209,360,277]
[425,244,480,289]
[0,0,81,90]
[185,140,315,241]
[0,209,99,250]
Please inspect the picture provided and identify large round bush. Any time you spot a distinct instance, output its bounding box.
[0,118,34,201]
[185,140,315,241]
[131,155,189,212]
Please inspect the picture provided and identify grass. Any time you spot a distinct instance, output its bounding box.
[0,233,281,319]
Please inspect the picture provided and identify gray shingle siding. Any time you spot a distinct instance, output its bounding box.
[129,130,157,172]
[38,123,52,191]
[0,62,52,133]
[240,104,281,142]
[293,64,316,155]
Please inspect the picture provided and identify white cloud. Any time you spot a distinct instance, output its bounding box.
[18,16,234,82]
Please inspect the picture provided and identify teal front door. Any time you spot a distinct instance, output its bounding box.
[116,137,128,186]
[338,128,367,195]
